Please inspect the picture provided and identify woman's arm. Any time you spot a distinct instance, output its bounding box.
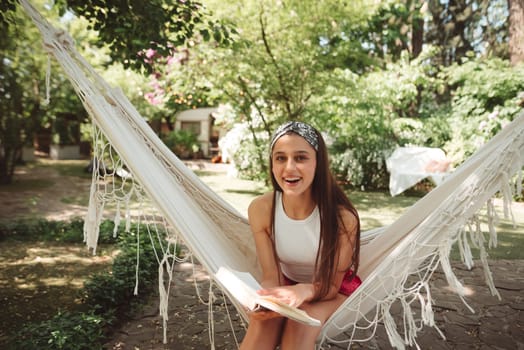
[248,192,281,289]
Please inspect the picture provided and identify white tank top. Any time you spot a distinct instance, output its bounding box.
[274,191,320,283]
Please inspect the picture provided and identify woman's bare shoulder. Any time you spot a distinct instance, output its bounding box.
[248,192,274,216]
[247,192,274,234]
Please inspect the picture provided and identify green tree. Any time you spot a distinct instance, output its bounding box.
[1,0,229,184]
[51,0,234,73]
[0,3,48,184]
[441,57,524,163]
[358,1,426,62]
[202,0,381,181]
[140,45,223,132]
[425,0,509,66]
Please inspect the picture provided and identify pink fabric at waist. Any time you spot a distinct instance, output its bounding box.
[283,269,361,296]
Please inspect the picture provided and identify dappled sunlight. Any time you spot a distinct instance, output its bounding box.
[12,281,37,290]
[14,168,29,175]
[444,284,476,297]
[8,252,112,267]
[0,244,117,292]
[0,240,117,341]
[36,277,85,289]
[3,246,115,267]
[177,262,211,283]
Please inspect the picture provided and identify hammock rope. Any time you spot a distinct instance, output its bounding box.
[19,1,524,349]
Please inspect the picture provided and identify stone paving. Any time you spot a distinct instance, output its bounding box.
[105,259,524,350]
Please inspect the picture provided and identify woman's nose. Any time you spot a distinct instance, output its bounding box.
[285,159,297,170]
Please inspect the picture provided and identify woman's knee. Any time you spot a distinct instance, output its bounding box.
[240,318,284,350]
[280,321,320,349]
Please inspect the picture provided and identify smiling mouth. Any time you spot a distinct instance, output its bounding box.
[284,177,300,184]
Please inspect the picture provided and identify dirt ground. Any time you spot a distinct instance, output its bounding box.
[0,159,93,221]
[1,159,523,349]
[105,260,524,350]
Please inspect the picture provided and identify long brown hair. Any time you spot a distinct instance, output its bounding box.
[269,125,360,300]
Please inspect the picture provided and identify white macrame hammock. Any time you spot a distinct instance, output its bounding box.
[21,1,524,349]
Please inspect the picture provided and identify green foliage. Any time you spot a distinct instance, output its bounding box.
[99,64,153,122]
[0,0,17,31]
[200,1,381,182]
[138,44,222,132]
[425,0,509,66]
[12,311,110,350]
[0,218,119,244]
[82,223,170,317]
[5,219,174,348]
[0,218,82,242]
[2,0,228,183]
[391,116,451,148]
[325,54,522,190]
[196,1,517,191]
[0,8,41,184]
[214,39,521,191]
[310,49,449,189]
[162,129,201,158]
[1,1,86,184]
[219,123,270,182]
[359,0,423,62]
[54,0,236,72]
[5,0,520,192]
[440,58,524,163]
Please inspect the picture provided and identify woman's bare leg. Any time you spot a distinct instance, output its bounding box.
[239,317,285,350]
[280,294,346,350]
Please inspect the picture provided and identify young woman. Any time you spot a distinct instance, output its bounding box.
[240,121,361,350]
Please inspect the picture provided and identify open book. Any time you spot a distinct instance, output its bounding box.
[215,266,321,327]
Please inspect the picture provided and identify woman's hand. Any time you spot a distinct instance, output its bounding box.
[256,284,314,308]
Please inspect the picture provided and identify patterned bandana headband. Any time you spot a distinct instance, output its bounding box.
[270,121,319,151]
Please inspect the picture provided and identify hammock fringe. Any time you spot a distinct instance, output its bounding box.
[19,0,524,348]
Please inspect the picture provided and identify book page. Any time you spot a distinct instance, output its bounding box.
[256,297,321,326]
[215,266,260,310]
[215,267,321,327]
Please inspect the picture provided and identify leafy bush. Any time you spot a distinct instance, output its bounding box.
[6,219,175,348]
[216,50,522,191]
[82,224,170,318]
[391,115,451,148]
[329,112,395,190]
[0,218,84,242]
[0,218,121,244]
[323,55,523,189]
[162,129,200,158]
[214,105,273,183]
[11,311,111,350]
[439,57,524,164]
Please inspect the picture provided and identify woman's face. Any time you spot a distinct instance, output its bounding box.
[271,133,317,197]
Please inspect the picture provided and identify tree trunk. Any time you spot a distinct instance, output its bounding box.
[411,17,424,59]
[509,0,524,66]
[0,147,16,185]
